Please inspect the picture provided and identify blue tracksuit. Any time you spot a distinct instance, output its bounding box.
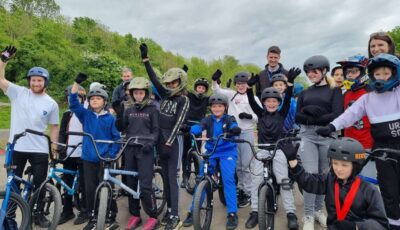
[189,114,238,214]
[278,95,298,132]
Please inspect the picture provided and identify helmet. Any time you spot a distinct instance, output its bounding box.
[26,67,50,86]
[162,68,187,96]
[128,77,152,109]
[293,83,304,97]
[87,87,108,101]
[327,137,366,164]
[194,78,209,92]
[270,73,287,85]
[261,87,282,102]
[337,55,369,90]
[303,55,330,73]
[89,82,107,91]
[233,72,250,84]
[65,85,86,97]
[367,53,400,93]
[209,93,228,106]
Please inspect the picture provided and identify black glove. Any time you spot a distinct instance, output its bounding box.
[279,140,300,161]
[228,127,241,136]
[238,112,253,120]
[333,220,357,230]
[182,64,188,73]
[139,43,148,59]
[287,67,301,83]
[302,105,327,117]
[212,69,222,81]
[179,124,191,133]
[316,124,336,137]
[247,73,260,87]
[112,100,124,115]
[1,46,17,62]
[226,78,232,88]
[75,72,88,84]
[142,143,153,154]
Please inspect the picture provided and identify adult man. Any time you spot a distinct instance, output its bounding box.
[112,67,133,104]
[0,46,59,227]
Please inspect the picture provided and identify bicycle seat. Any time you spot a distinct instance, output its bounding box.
[24,166,32,175]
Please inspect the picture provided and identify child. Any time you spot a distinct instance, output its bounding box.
[69,73,120,230]
[58,85,88,226]
[331,66,345,93]
[118,77,160,230]
[317,53,400,229]
[182,93,241,230]
[281,137,389,229]
[246,68,300,229]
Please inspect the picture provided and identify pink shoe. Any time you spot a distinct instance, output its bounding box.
[142,217,159,230]
[125,215,142,230]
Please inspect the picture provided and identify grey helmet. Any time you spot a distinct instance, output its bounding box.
[261,87,282,102]
[233,72,250,84]
[303,55,330,73]
[327,137,366,164]
[209,93,228,106]
[65,85,86,100]
[87,87,108,101]
[270,73,288,85]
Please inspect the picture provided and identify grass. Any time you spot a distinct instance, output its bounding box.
[0,106,10,129]
[0,93,10,103]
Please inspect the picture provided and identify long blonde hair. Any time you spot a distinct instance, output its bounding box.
[325,75,337,89]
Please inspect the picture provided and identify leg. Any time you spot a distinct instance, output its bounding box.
[82,160,100,219]
[219,155,238,214]
[28,153,49,190]
[62,157,78,214]
[11,151,29,188]
[125,147,140,217]
[167,139,181,217]
[137,149,157,218]
[237,130,254,197]
[250,157,263,212]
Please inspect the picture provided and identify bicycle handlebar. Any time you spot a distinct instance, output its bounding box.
[189,133,237,158]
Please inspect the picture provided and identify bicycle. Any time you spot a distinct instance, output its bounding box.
[180,131,202,194]
[66,131,166,230]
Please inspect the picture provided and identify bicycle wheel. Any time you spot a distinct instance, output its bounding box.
[193,180,213,230]
[185,151,201,194]
[148,166,166,216]
[96,187,109,230]
[29,183,62,230]
[0,191,31,230]
[258,185,275,230]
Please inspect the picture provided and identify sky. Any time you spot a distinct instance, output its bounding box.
[56,0,399,70]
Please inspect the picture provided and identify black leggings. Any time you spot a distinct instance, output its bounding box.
[12,151,48,190]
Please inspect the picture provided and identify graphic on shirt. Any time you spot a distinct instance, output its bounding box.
[42,110,48,116]
[348,100,364,130]
[389,121,400,138]
[160,100,178,116]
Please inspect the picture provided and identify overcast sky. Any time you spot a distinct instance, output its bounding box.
[56,0,399,71]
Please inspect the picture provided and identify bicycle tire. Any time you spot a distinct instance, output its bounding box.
[96,187,109,230]
[0,191,31,230]
[193,180,213,230]
[258,185,275,230]
[149,166,166,216]
[29,183,62,230]
[185,151,201,194]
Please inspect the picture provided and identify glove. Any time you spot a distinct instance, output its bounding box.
[333,220,357,230]
[182,64,189,73]
[75,72,88,84]
[1,46,17,62]
[228,127,241,136]
[238,112,253,120]
[141,143,153,154]
[302,105,327,117]
[287,67,301,83]
[212,69,222,81]
[316,124,336,137]
[139,43,148,59]
[279,140,300,161]
[226,78,232,88]
[247,73,260,87]
[179,124,191,133]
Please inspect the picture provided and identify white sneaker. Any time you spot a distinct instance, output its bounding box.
[302,216,314,230]
[314,210,327,227]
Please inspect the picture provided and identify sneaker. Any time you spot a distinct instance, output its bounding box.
[182,212,193,227]
[164,216,182,230]
[58,211,75,225]
[238,193,251,208]
[287,213,299,230]
[245,211,258,229]
[180,176,187,188]
[125,215,142,230]
[161,211,171,226]
[33,213,51,228]
[302,216,314,230]
[74,211,89,225]
[314,210,327,227]
[226,213,238,230]
[143,217,159,230]
[83,219,97,230]
[106,219,120,230]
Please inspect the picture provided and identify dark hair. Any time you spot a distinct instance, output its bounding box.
[368,32,396,58]
[268,45,281,55]
[331,66,343,76]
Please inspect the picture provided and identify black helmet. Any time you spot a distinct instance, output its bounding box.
[303,55,330,73]
[194,78,209,91]
[209,93,228,106]
[270,73,287,85]
[233,72,250,84]
[261,87,282,102]
[327,137,366,164]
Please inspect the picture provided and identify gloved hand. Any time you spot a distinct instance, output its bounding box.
[1,46,17,62]
[302,105,327,117]
[238,112,253,120]
[142,143,153,154]
[333,220,357,230]
[226,78,232,88]
[247,73,260,87]
[287,67,301,83]
[228,127,241,136]
[182,64,189,73]
[279,140,300,161]
[140,43,148,59]
[212,69,222,82]
[316,124,336,137]
[179,124,191,133]
[75,72,88,84]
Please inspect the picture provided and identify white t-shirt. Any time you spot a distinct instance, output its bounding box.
[67,113,83,157]
[6,83,59,153]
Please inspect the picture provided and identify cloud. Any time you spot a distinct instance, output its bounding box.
[56,0,399,71]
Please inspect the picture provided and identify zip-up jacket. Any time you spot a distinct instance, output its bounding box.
[186,92,209,123]
[256,63,288,98]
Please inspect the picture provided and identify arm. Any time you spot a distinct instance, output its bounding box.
[279,85,293,117]
[69,92,87,123]
[331,94,367,131]
[0,46,16,92]
[150,109,160,146]
[246,88,264,117]
[295,91,315,125]
[313,88,344,125]
[109,119,122,158]
[251,97,262,123]
[143,60,168,98]
[166,96,190,145]
[50,124,59,154]
[289,162,328,195]
[114,102,125,132]
[211,80,236,98]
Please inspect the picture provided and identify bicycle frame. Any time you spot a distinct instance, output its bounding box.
[48,167,79,196]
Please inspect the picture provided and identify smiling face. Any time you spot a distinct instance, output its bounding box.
[373,67,393,81]
[210,103,226,118]
[306,69,325,84]
[195,85,207,94]
[133,89,146,102]
[332,68,344,86]
[331,159,353,181]
[267,52,280,68]
[263,98,280,112]
[345,67,361,80]
[235,82,248,94]
[122,70,133,82]
[272,81,287,94]
[369,39,390,57]
[29,76,46,94]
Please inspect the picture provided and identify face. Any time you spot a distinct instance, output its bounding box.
[29,76,46,94]
[235,82,248,94]
[331,159,353,181]
[272,81,287,94]
[210,104,226,118]
[133,89,146,102]
[263,98,280,112]
[306,69,324,84]
[332,68,344,86]
[195,85,207,94]
[345,67,361,80]
[267,52,280,68]
[166,79,180,89]
[369,39,390,57]
[373,67,393,81]
[122,71,133,82]
[89,96,105,111]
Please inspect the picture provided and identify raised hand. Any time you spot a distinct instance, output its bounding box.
[139,43,148,59]
[212,69,222,81]
[247,73,260,87]
[1,46,17,63]
[75,72,88,84]
[287,67,301,83]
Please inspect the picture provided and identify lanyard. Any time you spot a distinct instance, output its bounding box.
[335,176,361,221]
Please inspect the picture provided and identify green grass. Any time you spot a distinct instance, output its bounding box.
[0,106,11,129]
[0,94,9,103]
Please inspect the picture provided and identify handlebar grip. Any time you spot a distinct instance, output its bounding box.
[66,131,85,136]
[13,132,26,141]
[382,148,400,155]
[25,129,46,136]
